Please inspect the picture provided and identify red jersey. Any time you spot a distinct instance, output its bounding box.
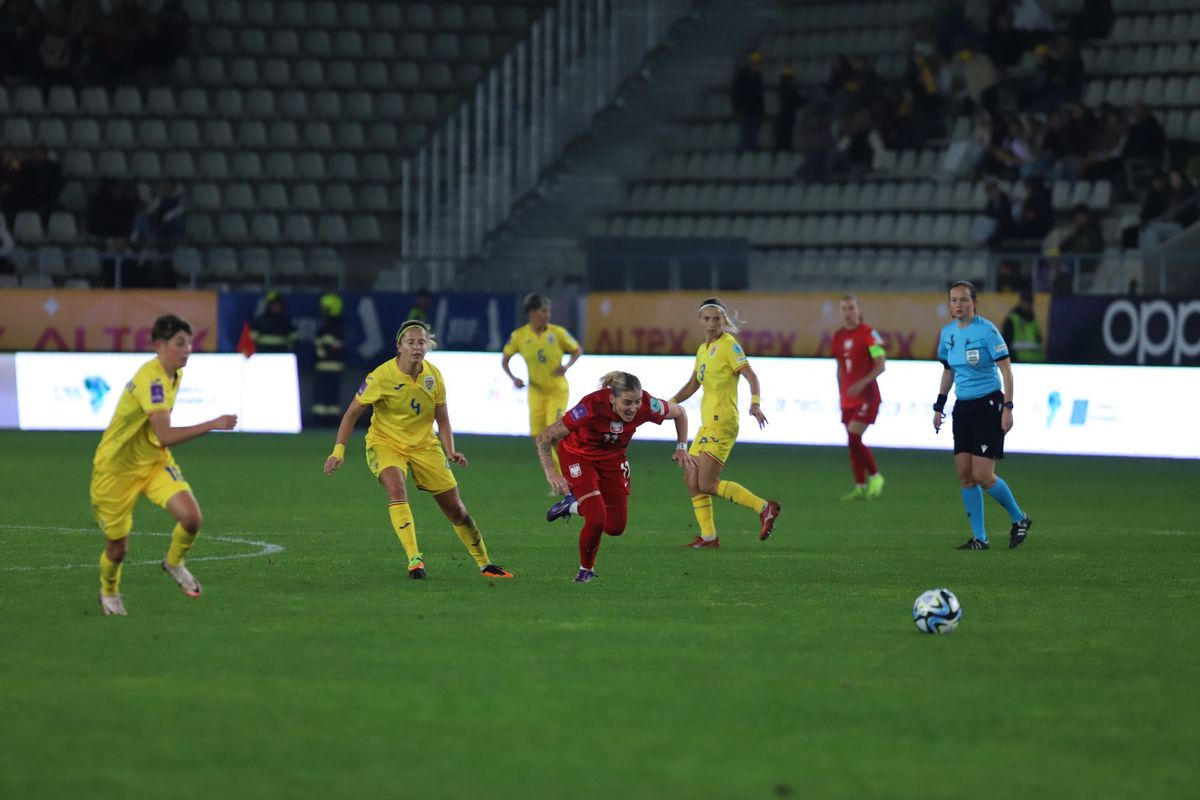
[832,323,885,409]
[560,389,671,464]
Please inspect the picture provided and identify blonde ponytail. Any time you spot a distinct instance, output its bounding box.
[599,371,642,395]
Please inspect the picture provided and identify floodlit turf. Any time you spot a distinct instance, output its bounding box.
[1,429,1198,800]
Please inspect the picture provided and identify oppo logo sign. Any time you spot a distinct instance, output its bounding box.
[1102,299,1200,365]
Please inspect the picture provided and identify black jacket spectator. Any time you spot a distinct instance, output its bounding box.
[1122,104,1166,164]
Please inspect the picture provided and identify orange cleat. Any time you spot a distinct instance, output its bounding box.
[683,536,720,549]
[758,500,781,541]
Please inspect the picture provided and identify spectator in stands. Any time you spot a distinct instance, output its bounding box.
[1009,176,1055,242]
[983,10,1026,68]
[984,114,1035,179]
[1138,169,1199,254]
[406,287,434,323]
[1046,204,1104,294]
[832,108,875,178]
[1001,289,1044,363]
[0,148,23,225]
[730,51,765,152]
[0,210,15,275]
[154,0,190,61]
[131,178,187,252]
[1078,105,1126,181]
[1024,109,1071,179]
[251,291,299,353]
[905,45,947,140]
[796,102,834,181]
[87,179,140,240]
[773,66,806,152]
[1011,0,1055,36]
[932,0,976,59]
[38,9,78,85]
[311,293,346,428]
[1068,0,1112,41]
[90,15,135,82]
[101,236,148,288]
[954,49,999,114]
[977,181,1013,246]
[0,0,45,82]
[14,146,65,222]
[1121,103,1166,183]
[1026,38,1084,112]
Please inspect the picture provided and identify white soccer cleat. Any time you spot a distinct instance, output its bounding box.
[161,559,203,598]
[99,593,127,616]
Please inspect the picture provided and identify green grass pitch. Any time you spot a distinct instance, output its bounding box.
[1,429,1198,800]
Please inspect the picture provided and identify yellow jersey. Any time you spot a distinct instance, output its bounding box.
[503,323,579,393]
[356,357,447,451]
[694,332,749,428]
[93,357,179,474]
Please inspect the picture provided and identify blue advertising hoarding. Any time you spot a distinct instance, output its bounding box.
[217,292,518,367]
[1047,296,1200,366]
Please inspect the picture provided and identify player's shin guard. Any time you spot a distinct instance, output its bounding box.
[577,494,606,570]
[165,523,198,567]
[388,501,420,560]
[452,520,491,567]
[986,477,1025,523]
[717,480,766,513]
[691,494,717,539]
[961,486,987,541]
[99,551,123,596]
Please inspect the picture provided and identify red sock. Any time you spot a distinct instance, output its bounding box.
[848,434,866,484]
[578,494,606,569]
[859,439,878,475]
[603,504,627,536]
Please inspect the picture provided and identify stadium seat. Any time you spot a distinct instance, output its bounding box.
[292,184,322,212]
[13,212,45,244]
[258,183,289,211]
[239,121,268,148]
[4,118,35,147]
[223,183,256,212]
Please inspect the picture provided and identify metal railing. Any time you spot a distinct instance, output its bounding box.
[396,0,692,288]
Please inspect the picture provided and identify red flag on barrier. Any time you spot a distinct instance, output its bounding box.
[237,321,256,357]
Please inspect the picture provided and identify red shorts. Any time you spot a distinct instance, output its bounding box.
[841,398,880,426]
[558,448,630,508]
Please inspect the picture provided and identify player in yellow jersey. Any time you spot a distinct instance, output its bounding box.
[501,293,582,483]
[324,319,513,580]
[669,298,781,548]
[91,314,238,616]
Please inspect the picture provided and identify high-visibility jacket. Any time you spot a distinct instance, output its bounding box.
[1008,312,1045,362]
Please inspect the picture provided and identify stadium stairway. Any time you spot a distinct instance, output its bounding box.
[458,0,785,292]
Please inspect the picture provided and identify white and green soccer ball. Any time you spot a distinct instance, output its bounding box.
[913,588,962,634]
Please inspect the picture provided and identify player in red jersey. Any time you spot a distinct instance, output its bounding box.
[831,295,887,500]
[536,371,696,582]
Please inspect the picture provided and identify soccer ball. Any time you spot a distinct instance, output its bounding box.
[912,588,962,634]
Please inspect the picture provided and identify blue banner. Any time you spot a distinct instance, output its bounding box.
[1047,296,1200,366]
[218,292,518,367]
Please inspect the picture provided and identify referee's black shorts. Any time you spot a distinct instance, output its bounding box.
[951,390,1006,459]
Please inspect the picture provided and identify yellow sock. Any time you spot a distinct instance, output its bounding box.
[388,502,420,560]
[166,523,198,567]
[99,551,123,596]
[691,495,717,539]
[717,480,766,513]
[452,520,490,567]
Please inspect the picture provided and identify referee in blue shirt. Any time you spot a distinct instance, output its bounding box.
[933,281,1033,550]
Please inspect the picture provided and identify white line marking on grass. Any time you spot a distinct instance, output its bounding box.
[0,524,284,572]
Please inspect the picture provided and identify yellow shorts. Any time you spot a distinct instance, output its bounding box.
[365,440,458,495]
[90,461,192,540]
[528,387,568,436]
[689,424,738,465]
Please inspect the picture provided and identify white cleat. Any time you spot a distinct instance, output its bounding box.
[99,593,127,616]
[161,559,203,598]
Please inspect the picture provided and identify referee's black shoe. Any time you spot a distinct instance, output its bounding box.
[1009,516,1032,549]
[957,537,990,550]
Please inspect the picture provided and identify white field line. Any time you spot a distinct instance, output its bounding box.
[0,524,284,572]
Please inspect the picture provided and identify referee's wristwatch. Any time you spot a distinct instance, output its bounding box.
[1001,401,1014,409]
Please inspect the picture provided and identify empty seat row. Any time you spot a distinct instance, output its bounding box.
[761,27,903,59]
[751,246,990,291]
[174,56,483,91]
[186,0,537,33]
[1083,42,1200,75]
[780,0,927,31]
[6,212,80,245]
[1082,74,1200,107]
[191,182,394,214]
[56,149,405,183]
[181,245,344,283]
[596,212,976,247]
[200,25,512,62]
[0,85,449,121]
[649,151,804,180]
[187,212,384,245]
[1110,12,1200,42]
[623,179,1113,214]
[4,117,428,154]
